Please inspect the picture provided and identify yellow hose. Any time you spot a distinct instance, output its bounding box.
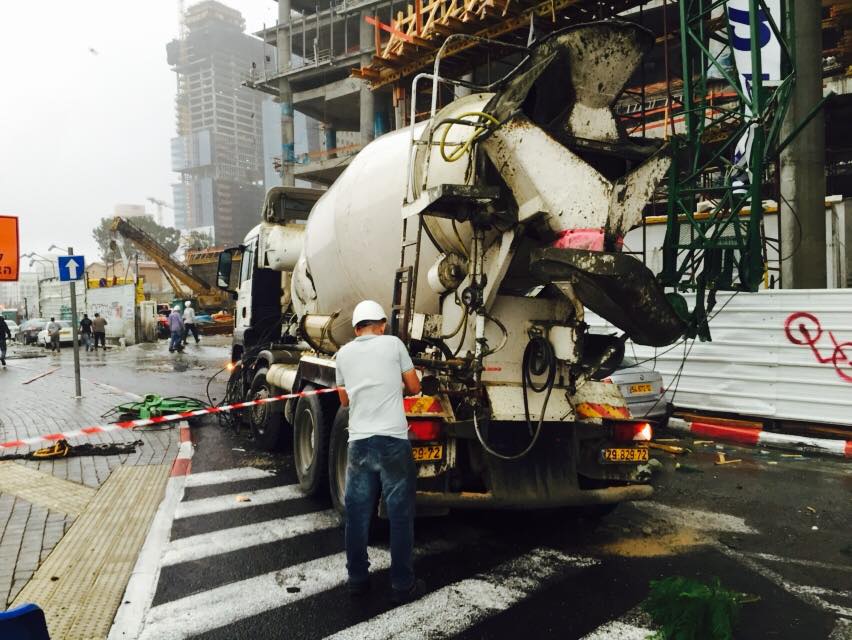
[438,111,501,163]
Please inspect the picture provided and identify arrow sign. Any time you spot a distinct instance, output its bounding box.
[58,255,85,282]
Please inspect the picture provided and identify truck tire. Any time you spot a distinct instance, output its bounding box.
[293,384,331,496]
[248,368,288,450]
[328,407,349,516]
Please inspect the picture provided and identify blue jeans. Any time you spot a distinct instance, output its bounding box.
[345,435,416,592]
[169,330,183,351]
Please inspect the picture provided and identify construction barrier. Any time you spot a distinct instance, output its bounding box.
[667,417,852,458]
[0,387,339,451]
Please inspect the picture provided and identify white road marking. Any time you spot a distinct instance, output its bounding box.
[325,548,598,640]
[579,607,656,639]
[139,540,456,640]
[745,552,852,574]
[716,543,852,618]
[185,466,273,487]
[174,484,304,519]
[634,502,757,534]
[162,510,341,566]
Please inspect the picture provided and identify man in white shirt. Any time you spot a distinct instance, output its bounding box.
[335,300,423,603]
[182,300,200,345]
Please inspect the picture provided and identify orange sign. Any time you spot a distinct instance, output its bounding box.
[0,216,19,282]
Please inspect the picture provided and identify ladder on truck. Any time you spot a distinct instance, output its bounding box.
[390,213,424,342]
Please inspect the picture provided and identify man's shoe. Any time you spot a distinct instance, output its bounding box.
[1,358,5,366]
[348,579,371,597]
[390,579,426,605]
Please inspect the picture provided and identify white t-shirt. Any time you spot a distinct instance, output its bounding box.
[335,334,415,441]
[183,307,196,324]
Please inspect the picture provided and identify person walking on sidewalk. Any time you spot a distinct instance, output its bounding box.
[334,300,424,604]
[79,313,93,352]
[92,313,108,351]
[46,318,61,352]
[182,300,200,346]
[0,316,11,366]
[168,306,184,353]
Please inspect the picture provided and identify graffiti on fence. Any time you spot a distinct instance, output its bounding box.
[784,311,852,383]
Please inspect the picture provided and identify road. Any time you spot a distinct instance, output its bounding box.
[3,340,850,639]
[121,341,851,640]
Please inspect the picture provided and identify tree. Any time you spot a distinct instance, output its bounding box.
[182,230,214,251]
[93,216,181,262]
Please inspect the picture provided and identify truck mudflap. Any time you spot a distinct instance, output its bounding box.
[415,484,652,510]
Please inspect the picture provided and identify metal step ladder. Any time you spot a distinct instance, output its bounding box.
[390,213,424,342]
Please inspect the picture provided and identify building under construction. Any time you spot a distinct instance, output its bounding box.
[168,0,274,247]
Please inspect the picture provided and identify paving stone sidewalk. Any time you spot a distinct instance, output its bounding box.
[0,350,182,606]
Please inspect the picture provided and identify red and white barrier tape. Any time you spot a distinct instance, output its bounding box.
[0,387,339,451]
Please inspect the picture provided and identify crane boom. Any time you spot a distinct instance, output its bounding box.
[110,216,226,307]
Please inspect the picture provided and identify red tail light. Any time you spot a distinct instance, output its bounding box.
[612,421,653,442]
[408,420,442,441]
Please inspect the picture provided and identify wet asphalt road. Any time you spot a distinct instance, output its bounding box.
[12,340,850,638]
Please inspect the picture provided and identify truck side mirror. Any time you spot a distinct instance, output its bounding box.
[217,247,241,292]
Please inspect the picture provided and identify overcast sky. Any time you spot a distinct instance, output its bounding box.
[0,0,279,266]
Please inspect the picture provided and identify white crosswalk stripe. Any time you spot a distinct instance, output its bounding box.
[185,466,273,487]
[325,548,599,640]
[174,483,305,519]
[580,607,656,639]
[162,509,341,566]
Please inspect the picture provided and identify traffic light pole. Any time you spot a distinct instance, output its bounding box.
[67,246,82,398]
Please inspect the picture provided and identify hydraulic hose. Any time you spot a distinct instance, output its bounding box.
[473,335,557,461]
[438,111,501,163]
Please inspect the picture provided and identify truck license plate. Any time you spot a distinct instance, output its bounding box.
[412,445,443,462]
[629,383,652,394]
[602,448,649,463]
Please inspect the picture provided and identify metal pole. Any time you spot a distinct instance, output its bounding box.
[780,0,826,288]
[67,246,82,398]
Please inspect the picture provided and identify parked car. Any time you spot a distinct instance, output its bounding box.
[608,356,668,421]
[4,320,19,341]
[37,321,76,347]
[18,319,46,345]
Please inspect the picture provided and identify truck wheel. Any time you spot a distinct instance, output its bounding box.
[328,407,349,516]
[293,384,331,496]
[248,368,288,450]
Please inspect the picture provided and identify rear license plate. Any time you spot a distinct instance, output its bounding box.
[601,447,649,463]
[629,383,653,394]
[412,445,443,462]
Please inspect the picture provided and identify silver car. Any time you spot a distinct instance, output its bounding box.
[608,357,668,421]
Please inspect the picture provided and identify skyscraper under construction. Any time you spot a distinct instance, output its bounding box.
[167,0,274,247]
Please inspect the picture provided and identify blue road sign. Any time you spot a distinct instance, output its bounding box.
[57,255,85,282]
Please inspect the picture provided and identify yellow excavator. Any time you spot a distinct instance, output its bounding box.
[110,216,231,310]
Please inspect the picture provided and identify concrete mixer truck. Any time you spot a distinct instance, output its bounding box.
[216,21,687,515]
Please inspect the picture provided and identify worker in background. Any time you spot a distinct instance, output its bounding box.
[0,316,11,366]
[46,318,61,352]
[79,313,93,352]
[182,301,200,346]
[92,313,108,351]
[334,300,424,604]
[168,306,184,353]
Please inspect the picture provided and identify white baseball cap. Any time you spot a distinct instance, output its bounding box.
[351,300,387,327]
[185,300,192,307]
[173,305,181,311]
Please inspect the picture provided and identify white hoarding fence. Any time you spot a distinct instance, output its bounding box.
[588,290,852,428]
[87,284,136,345]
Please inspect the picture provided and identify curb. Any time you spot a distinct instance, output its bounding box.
[667,417,852,459]
[170,421,194,477]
